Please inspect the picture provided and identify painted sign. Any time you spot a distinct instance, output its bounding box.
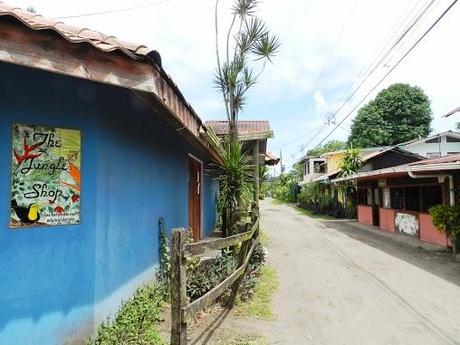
[10,124,81,228]
[395,212,419,236]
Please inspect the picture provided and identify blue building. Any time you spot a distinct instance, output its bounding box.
[0,3,220,344]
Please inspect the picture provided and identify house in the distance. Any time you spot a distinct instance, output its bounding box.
[333,154,460,248]
[398,131,460,158]
[205,120,278,167]
[299,146,423,185]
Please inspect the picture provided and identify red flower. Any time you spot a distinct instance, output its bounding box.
[71,194,80,203]
[54,206,65,214]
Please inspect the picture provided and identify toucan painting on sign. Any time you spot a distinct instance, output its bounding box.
[10,123,81,228]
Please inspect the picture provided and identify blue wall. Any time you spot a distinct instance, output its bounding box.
[0,62,217,344]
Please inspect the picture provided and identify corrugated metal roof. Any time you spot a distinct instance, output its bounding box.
[205,120,272,137]
[410,153,460,165]
[0,1,150,58]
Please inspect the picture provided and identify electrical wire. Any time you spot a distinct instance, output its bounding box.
[52,0,174,19]
[313,0,458,149]
[303,0,358,112]
[319,0,437,128]
[282,0,435,160]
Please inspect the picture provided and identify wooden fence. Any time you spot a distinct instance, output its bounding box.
[170,217,260,345]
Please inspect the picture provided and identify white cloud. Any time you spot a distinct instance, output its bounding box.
[314,91,326,111]
[5,0,460,170]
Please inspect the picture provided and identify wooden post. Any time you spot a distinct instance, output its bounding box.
[171,229,187,345]
[253,140,260,212]
[228,223,251,307]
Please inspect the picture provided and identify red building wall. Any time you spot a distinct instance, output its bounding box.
[379,208,395,232]
[419,213,448,247]
[358,205,373,226]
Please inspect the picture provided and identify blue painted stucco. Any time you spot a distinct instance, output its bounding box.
[0,62,218,344]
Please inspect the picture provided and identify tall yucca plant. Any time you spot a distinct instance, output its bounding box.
[214,0,280,141]
[214,141,253,236]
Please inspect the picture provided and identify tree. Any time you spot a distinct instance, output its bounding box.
[348,83,432,147]
[429,205,460,255]
[214,0,280,141]
[306,140,346,157]
[339,147,362,177]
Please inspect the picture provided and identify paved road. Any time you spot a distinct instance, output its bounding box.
[258,199,460,345]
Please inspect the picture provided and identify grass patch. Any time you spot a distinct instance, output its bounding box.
[259,230,270,246]
[87,282,168,345]
[216,330,268,345]
[235,266,279,320]
[271,198,335,220]
[294,205,335,220]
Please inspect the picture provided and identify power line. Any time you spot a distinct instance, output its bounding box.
[322,0,437,126]
[52,0,173,19]
[285,0,435,158]
[272,123,326,151]
[303,0,358,112]
[313,0,458,149]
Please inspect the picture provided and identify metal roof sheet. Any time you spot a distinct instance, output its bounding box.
[0,2,150,58]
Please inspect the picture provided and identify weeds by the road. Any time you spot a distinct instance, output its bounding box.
[216,329,268,345]
[235,266,279,320]
[272,199,334,220]
[87,282,168,345]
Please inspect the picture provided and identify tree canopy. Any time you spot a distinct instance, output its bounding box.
[306,140,346,157]
[348,83,432,147]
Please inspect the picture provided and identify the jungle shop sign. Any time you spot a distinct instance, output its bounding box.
[10,124,81,228]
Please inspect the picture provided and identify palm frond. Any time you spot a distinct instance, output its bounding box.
[252,33,281,62]
[232,0,259,18]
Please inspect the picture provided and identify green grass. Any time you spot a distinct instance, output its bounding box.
[216,330,268,345]
[87,282,168,345]
[259,230,270,246]
[234,266,279,320]
[271,198,334,220]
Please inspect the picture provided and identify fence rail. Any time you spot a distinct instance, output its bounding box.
[170,217,260,345]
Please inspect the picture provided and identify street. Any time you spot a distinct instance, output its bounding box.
[258,198,460,345]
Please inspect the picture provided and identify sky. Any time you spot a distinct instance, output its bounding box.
[7,0,460,172]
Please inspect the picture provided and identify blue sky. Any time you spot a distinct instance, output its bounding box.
[8,0,460,172]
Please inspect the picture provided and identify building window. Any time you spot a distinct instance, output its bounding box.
[405,187,420,211]
[447,152,460,155]
[425,137,441,144]
[426,152,441,158]
[390,188,404,210]
[358,188,371,206]
[446,136,460,143]
[422,185,442,212]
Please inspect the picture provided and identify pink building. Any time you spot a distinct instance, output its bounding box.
[333,155,460,248]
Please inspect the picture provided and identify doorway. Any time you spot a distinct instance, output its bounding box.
[188,156,202,241]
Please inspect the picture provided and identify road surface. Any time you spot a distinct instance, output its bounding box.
[255,198,460,345]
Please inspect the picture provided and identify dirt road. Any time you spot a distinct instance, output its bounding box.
[256,199,460,345]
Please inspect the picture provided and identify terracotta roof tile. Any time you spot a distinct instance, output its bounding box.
[206,120,272,137]
[0,1,150,58]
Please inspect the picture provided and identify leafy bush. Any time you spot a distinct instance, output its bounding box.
[298,182,356,219]
[88,282,168,345]
[429,204,460,255]
[187,249,237,301]
[186,242,267,302]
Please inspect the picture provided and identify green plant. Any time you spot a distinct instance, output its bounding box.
[235,266,278,320]
[270,164,302,203]
[339,147,362,177]
[429,205,460,255]
[348,83,432,147]
[212,141,253,236]
[157,217,170,282]
[297,182,356,219]
[214,0,280,140]
[88,282,168,345]
[186,249,237,301]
